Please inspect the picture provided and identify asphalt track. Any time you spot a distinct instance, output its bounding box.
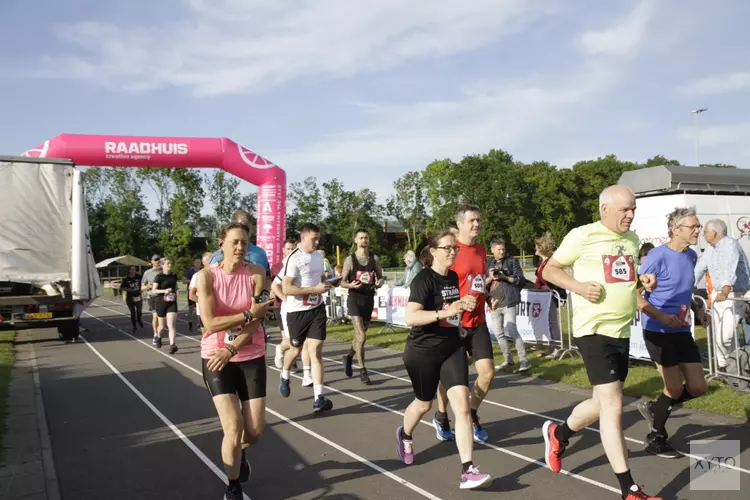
[26,296,750,499]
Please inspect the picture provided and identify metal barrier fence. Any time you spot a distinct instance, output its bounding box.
[705,296,750,389]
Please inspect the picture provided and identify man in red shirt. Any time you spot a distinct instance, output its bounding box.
[433,204,495,443]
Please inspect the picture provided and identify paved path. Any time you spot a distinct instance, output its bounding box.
[9,297,750,499]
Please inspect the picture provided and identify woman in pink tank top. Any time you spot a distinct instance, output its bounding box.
[195,222,274,500]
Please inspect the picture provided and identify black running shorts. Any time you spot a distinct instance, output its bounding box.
[347,293,375,319]
[156,298,178,318]
[286,305,327,347]
[403,342,469,402]
[574,334,630,386]
[461,322,494,362]
[644,330,702,367]
[202,356,267,401]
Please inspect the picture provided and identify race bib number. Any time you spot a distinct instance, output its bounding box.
[470,274,485,294]
[440,302,460,327]
[132,296,141,302]
[356,270,373,285]
[225,326,243,344]
[602,255,635,284]
[164,293,176,302]
[678,304,691,326]
[303,293,320,306]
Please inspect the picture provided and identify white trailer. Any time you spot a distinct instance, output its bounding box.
[619,165,750,290]
[0,155,101,340]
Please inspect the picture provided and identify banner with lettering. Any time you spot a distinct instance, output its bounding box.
[486,290,554,342]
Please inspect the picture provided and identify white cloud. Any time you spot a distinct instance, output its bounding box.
[580,0,655,57]
[677,71,750,96]
[28,0,554,96]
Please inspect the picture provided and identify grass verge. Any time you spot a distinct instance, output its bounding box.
[0,330,16,456]
[325,323,750,421]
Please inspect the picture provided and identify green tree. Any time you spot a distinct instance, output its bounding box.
[161,169,205,274]
[386,171,427,250]
[207,170,241,224]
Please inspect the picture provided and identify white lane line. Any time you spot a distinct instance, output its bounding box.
[86,308,619,495]
[77,332,252,500]
[95,300,750,477]
[82,311,444,500]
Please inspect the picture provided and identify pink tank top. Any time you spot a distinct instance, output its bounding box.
[200,262,265,361]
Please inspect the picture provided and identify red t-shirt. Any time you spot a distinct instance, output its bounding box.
[450,240,487,327]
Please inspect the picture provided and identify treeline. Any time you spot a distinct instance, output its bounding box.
[83,151,735,273]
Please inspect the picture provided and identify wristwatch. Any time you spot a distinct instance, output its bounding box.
[242,310,253,324]
[225,345,238,357]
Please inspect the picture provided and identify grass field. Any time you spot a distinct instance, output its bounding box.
[0,330,16,455]
[323,322,750,421]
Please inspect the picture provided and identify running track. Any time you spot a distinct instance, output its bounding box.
[26,297,749,499]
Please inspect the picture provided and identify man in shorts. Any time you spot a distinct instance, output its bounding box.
[278,223,334,414]
[540,185,663,500]
[188,252,212,333]
[183,257,202,332]
[141,254,163,345]
[434,205,495,443]
[341,228,384,385]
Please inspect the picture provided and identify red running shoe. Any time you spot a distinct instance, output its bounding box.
[624,484,663,500]
[542,420,567,473]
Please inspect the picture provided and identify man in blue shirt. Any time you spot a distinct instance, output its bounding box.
[636,207,708,458]
[209,210,271,275]
[695,219,750,371]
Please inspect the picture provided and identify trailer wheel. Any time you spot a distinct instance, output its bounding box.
[58,319,80,342]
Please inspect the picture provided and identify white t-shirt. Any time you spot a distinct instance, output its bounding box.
[282,248,326,313]
[189,272,200,316]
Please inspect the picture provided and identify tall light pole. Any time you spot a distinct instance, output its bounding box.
[691,108,707,167]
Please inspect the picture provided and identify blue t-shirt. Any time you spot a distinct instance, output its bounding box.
[209,245,270,274]
[640,245,697,333]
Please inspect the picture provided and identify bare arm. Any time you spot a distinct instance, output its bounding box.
[282,276,327,296]
[271,278,285,302]
[374,255,385,287]
[541,258,583,295]
[405,298,473,326]
[226,265,272,350]
[188,288,198,302]
[340,256,360,289]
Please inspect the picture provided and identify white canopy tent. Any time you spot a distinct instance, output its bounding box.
[96,255,150,292]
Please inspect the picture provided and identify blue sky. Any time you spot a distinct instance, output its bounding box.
[1,0,749,210]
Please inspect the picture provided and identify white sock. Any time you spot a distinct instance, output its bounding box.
[281,370,290,380]
[303,366,311,377]
[313,384,323,399]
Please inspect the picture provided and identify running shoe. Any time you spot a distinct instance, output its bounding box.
[644,432,681,459]
[396,426,414,465]
[516,360,532,373]
[274,346,284,369]
[301,373,313,387]
[472,417,489,442]
[155,336,163,348]
[224,483,243,500]
[313,395,333,413]
[169,344,178,355]
[495,359,514,370]
[624,484,664,500]
[432,417,455,441]
[542,420,567,473]
[152,335,160,346]
[239,449,251,482]
[637,400,656,432]
[459,465,491,489]
[360,368,371,385]
[278,378,291,398]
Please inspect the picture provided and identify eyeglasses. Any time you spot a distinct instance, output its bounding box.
[436,245,460,253]
[679,224,702,231]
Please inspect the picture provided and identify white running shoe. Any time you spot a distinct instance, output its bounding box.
[274,346,283,369]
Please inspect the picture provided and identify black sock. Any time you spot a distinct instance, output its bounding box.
[651,393,675,435]
[462,461,473,473]
[615,470,635,498]
[676,385,694,404]
[471,409,478,423]
[435,411,448,423]
[554,421,575,443]
[228,478,241,491]
[401,428,412,440]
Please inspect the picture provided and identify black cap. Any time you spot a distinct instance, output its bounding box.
[151,254,161,262]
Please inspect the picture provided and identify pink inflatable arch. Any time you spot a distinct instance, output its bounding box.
[22,134,286,265]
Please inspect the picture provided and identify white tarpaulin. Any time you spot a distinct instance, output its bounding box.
[0,160,100,302]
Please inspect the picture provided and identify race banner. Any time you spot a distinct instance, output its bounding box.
[486,290,553,343]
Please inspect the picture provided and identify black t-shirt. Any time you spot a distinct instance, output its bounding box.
[121,276,142,297]
[407,268,461,351]
[154,273,178,302]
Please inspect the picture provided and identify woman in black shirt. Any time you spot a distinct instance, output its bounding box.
[395,231,491,490]
[151,257,180,354]
[121,266,144,332]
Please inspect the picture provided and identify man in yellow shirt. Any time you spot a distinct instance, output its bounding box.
[540,185,663,500]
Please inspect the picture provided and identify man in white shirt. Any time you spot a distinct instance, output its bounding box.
[187,252,212,333]
[278,223,334,414]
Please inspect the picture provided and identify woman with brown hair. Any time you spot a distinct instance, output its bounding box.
[534,232,567,357]
[396,230,492,490]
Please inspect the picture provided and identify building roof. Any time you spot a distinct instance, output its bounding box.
[96,255,151,268]
[618,165,750,197]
